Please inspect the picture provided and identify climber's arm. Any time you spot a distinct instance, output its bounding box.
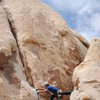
[36,88,47,93]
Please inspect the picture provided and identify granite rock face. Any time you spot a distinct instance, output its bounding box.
[71,39,100,100]
[0,2,38,100]
[0,0,89,100]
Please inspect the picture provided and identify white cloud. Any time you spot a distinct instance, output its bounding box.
[90,14,100,32]
[41,0,100,41]
[75,13,100,41]
[74,0,100,41]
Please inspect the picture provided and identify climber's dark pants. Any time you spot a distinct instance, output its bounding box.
[60,91,71,95]
[49,91,71,100]
[50,94,58,100]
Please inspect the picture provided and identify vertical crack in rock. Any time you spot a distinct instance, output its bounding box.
[0,2,33,87]
[0,1,89,100]
[7,19,25,72]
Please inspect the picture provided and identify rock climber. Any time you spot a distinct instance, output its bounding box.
[36,81,72,100]
[36,81,60,100]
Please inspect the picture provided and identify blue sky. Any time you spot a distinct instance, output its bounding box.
[40,0,100,41]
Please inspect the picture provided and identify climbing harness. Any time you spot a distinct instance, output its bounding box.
[57,90,62,100]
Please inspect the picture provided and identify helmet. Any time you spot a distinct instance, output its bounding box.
[43,81,49,87]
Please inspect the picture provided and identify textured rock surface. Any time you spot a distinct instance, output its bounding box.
[0,0,89,100]
[71,39,100,100]
[0,3,37,100]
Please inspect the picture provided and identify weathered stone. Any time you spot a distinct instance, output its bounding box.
[0,0,90,100]
[0,3,37,100]
[71,39,100,100]
[0,4,16,70]
[1,0,89,100]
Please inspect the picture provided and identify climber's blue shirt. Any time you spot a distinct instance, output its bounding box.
[47,86,59,94]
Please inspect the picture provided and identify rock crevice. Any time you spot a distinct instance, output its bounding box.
[0,0,90,100]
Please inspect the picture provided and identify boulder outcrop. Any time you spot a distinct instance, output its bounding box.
[0,3,38,100]
[0,0,89,100]
[71,39,100,100]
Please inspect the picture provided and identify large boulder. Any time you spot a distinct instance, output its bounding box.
[0,3,37,100]
[0,0,89,99]
[71,39,100,100]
